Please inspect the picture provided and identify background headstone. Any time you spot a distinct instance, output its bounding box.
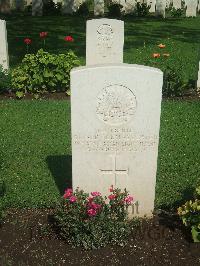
[86,19,124,65]
[0,0,11,13]
[62,0,78,14]
[197,62,200,89]
[173,0,181,9]
[94,0,104,16]
[0,20,9,70]
[120,0,136,14]
[71,64,163,217]
[156,0,166,17]
[185,0,197,17]
[149,0,156,12]
[32,0,43,16]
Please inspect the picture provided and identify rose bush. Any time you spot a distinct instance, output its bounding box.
[52,187,139,249]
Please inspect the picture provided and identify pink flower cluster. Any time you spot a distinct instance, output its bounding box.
[63,187,134,218]
[86,191,102,217]
[63,188,77,203]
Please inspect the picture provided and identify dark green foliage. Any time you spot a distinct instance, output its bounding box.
[107,2,123,17]
[0,65,11,93]
[178,186,200,242]
[43,0,62,16]
[170,8,184,18]
[135,2,150,17]
[11,49,80,95]
[163,66,187,97]
[76,2,90,16]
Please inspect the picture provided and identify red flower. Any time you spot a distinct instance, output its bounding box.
[24,38,32,45]
[64,35,74,42]
[108,194,116,201]
[109,185,114,192]
[158,43,166,48]
[152,53,161,58]
[40,32,48,38]
[63,188,73,198]
[69,195,77,203]
[87,208,97,217]
[124,196,134,205]
[91,191,101,197]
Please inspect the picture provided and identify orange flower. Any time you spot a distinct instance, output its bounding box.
[158,43,166,48]
[152,53,161,58]
[163,53,170,57]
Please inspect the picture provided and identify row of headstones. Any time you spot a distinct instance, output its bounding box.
[0,17,200,216]
[71,18,162,217]
[1,0,200,16]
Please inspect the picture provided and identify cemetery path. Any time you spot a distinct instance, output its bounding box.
[0,209,199,266]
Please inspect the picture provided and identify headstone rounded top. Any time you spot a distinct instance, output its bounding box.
[71,63,163,75]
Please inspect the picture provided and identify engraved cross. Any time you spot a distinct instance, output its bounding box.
[100,153,129,187]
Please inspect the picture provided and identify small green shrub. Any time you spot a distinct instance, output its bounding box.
[52,187,138,249]
[170,7,183,17]
[11,49,80,95]
[76,2,90,16]
[43,0,62,15]
[0,65,12,93]
[178,186,200,242]
[107,2,123,17]
[135,2,150,17]
[163,66,187,97]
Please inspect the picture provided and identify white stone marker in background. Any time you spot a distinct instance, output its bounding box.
[71,64,163,217]
[0,20,9,70]
[86,19,124,65]
[173,0,182,9]
[149,0,156,13]
[120,0,136,14]
[32,0,43,16]
[185,0,197,17]
[94,0,104,16]
[156,0,166,17]
[197,62,200,91]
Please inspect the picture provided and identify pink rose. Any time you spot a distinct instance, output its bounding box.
[69,195,77,203]
[87,196,94,202]
[124,196,134,205]
[109,185,114,192]
[91,191,101,197]
[108,194,116,201]
[63,188,73,198]
[87,208,97,217]
[89,202,101,210]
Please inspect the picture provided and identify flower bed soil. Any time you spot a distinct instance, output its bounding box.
[0,209,199,266]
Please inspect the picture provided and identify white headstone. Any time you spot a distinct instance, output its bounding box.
[62,0,78,14]
[94,0,104,16]
[120,0,136,14]
[197,62,200,89]
[32,0,43,16]
[0,20,9,70]
[71,64,163,217]
[156,0,166,17]
[148,0,156,12]
[173,0,181,9]
[185,0,197,17]
[86,19,124,66]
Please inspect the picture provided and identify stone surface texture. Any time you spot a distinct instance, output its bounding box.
[86,19,124,65]
[156,0,166,17]
[0,19,9,70]
[71,64,163,217]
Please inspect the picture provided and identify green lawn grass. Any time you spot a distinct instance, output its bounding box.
[0,100,199,210]
[1,15,200,82]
